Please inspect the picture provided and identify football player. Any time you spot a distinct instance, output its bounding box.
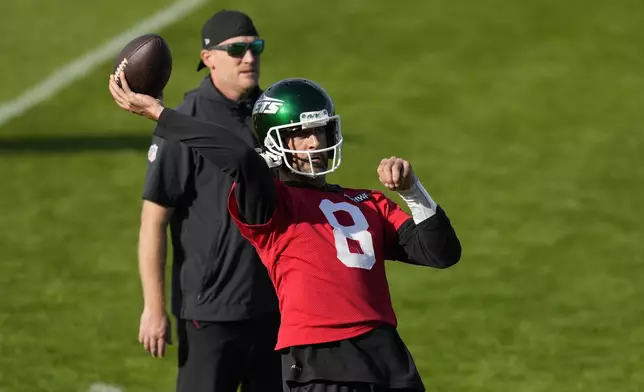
[109,74,462,392]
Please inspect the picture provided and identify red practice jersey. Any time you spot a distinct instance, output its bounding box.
[228,180,412,350]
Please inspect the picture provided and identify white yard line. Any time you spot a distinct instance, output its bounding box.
[88,383,123,392]
[0,0,207,128]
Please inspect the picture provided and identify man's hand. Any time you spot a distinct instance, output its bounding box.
[377,156,416,192]
[138,306,172,358]
[108,71,164,121]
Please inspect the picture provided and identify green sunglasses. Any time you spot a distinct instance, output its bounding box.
[210,39,265,58]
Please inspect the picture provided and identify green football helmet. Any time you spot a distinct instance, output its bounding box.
[252,78,343,177]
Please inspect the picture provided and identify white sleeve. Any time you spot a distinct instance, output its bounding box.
[396,175,438,224]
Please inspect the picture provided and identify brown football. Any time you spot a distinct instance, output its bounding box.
[113,34,172,98]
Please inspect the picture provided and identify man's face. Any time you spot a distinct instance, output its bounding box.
[286,126,329,175]
[201,36,261,95]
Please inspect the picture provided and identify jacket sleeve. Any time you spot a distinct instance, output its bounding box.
[153,108,275,225]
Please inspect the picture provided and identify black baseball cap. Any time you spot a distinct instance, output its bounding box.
[197,10,259,71]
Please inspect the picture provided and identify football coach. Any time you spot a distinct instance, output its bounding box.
[136,9,282,392]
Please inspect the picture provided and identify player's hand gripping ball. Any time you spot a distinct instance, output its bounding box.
[377,156,416,192]
[109,72,164,121]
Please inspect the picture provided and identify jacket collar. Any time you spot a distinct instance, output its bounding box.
[199,75,261,113]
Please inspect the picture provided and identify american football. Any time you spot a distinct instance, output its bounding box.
[113,33,172,98]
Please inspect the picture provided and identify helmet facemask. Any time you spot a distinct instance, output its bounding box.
[264,109,343,177]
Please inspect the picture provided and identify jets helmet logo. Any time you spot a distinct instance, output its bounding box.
[253,97,284,115]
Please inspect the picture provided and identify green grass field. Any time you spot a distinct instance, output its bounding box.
[1,0,643,391]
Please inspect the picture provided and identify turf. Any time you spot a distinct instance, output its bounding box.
[1,0,643,391]
[0,0,176,102]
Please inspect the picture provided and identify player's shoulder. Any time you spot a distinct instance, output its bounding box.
[339,187,400,216]
[278,183,389,207]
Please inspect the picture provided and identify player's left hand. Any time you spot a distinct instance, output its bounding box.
[377,156,416,191]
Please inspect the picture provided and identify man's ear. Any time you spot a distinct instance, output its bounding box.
[201,50,215,69]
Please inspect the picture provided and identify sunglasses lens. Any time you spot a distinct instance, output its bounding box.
[227,43,248,57]
[250,40,265,55]
[224,40,264,57]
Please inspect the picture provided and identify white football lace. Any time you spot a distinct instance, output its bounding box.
[114,58,128,81]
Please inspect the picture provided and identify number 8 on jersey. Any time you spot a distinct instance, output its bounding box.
[319,199,376,270]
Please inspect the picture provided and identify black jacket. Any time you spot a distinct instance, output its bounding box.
[141,76,278,321]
